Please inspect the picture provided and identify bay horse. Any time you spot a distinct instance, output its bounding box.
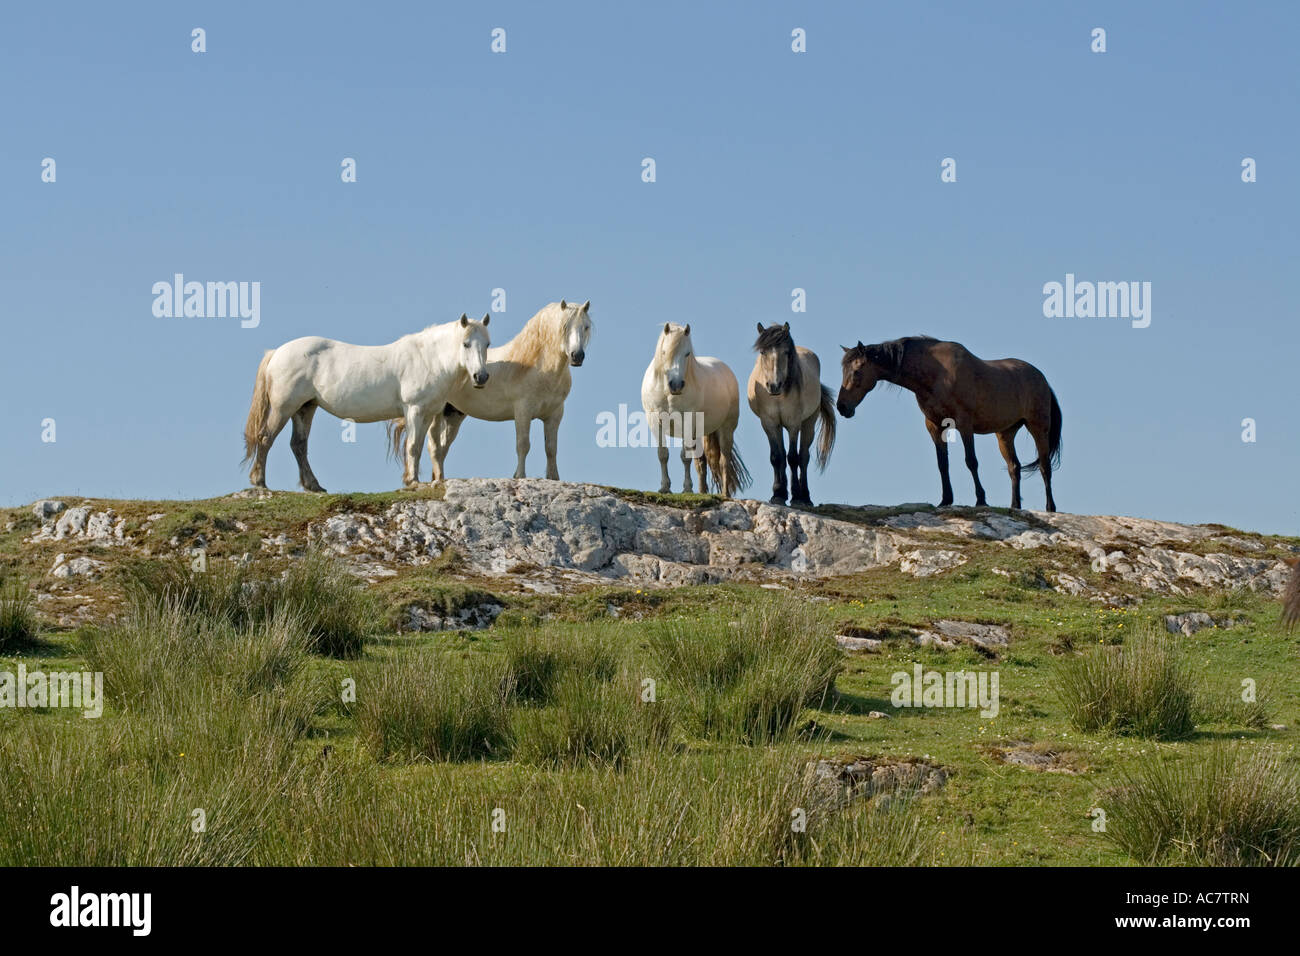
[242,314,491,491]
[387,300,594,480]
[837,336,1062,512]
[747,322,837,506]
[641,323,750,497]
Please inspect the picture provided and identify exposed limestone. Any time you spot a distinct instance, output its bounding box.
[806,755,949,812]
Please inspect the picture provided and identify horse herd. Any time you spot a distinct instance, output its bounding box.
[242,300,1064,513]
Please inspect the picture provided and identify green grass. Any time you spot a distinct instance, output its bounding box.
[116,551,372,657]
[1054,628,1196,739]
[2,495,1297,866]
[1102,745,1300,865]
[649,599,842,743]
[0,579,41,650]
[355,650,513,763]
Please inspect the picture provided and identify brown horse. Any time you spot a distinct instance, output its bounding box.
[837,336,1062,512]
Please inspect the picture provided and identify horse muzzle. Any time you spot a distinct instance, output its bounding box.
[836,400,855,418]
[766,382,783,396]
[472,371,489,388]
[667,380,685,395]
[570,350,585,367]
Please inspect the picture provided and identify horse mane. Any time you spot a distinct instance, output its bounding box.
[843,335,937,375]
[754,323,802,390]
[504,302,570,369]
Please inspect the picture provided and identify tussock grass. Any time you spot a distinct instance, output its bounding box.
[0,595,330,866]
[117,551,371,657]
[1054,628,1195,739]
[262,747,955,867]
[512,671,673,769]
[649,598,841,744]
[1103,745,1300,866]
[501,625,621,704]
[0,579,41,649]
[355,650,513,763]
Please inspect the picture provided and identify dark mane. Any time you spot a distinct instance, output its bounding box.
[754,323,802,390]
[754,323,794,353]
[842,335,937,374]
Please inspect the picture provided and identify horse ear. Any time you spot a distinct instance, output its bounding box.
[841,345,851,353]
[460,314,469,326]
[481,313,489,325]
[856,340,864,349]
[783,322,789,332]
[663,322,671,335]
[581,300,590,312]
[757,322,764,334]
[560,299,567,311]
[684,323,691,336]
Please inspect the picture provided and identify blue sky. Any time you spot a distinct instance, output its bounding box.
[2,1,1296,533]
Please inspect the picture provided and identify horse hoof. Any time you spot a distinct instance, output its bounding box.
[792,498,813,508]
[770,495,787,505]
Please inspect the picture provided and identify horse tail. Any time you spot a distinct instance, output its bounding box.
[1282,558,1300,632]
[242,350,275,464]
[702,433,750,497]
[815,384,837,472]
[385,418,407,461]
[1021,387,1063,477]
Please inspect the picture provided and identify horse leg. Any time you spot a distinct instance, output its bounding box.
[792,418,816,506]
[680,438,696,494]
[290,403,326,493]
[513,415,531,479]
[715,428,733,498]
[1030,426,1057,513]
[249,407,290,489]
[402,405,432,488]
[925,419,955,507]
[960,430,988,507]
[542,411,562,480]
[427,407,465,482]
[996,426,1022,510]
[763,422,787,504]
[704,433,723,496]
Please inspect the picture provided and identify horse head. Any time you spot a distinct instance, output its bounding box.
[753,322,797,396]
[558,299,592,367]
[457,313,491,388]
[657,322,693,395]
[837,341,881,418]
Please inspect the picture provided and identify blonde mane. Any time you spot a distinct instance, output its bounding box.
[503,302,574,370]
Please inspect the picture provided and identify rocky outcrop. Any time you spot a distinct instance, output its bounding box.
[302,479,1293,594]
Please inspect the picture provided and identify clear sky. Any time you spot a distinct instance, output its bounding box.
[3,1,1296,533]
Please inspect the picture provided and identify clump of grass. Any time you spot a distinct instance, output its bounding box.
[82,600,312,708]
[356,651,513,763]
[1102,745,1300,866]
[650,598,841,744]
[512,671,673,769]
[501,626,622,704]
[117,551,372,657]
[1053,627,1195,739]
[0,579,41,649]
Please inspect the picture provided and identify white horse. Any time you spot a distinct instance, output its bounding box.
[243,314,491,491]
[388,300,594,480]
[641,322,749,497]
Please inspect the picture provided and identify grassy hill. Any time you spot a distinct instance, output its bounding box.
[2,486,1297,866]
